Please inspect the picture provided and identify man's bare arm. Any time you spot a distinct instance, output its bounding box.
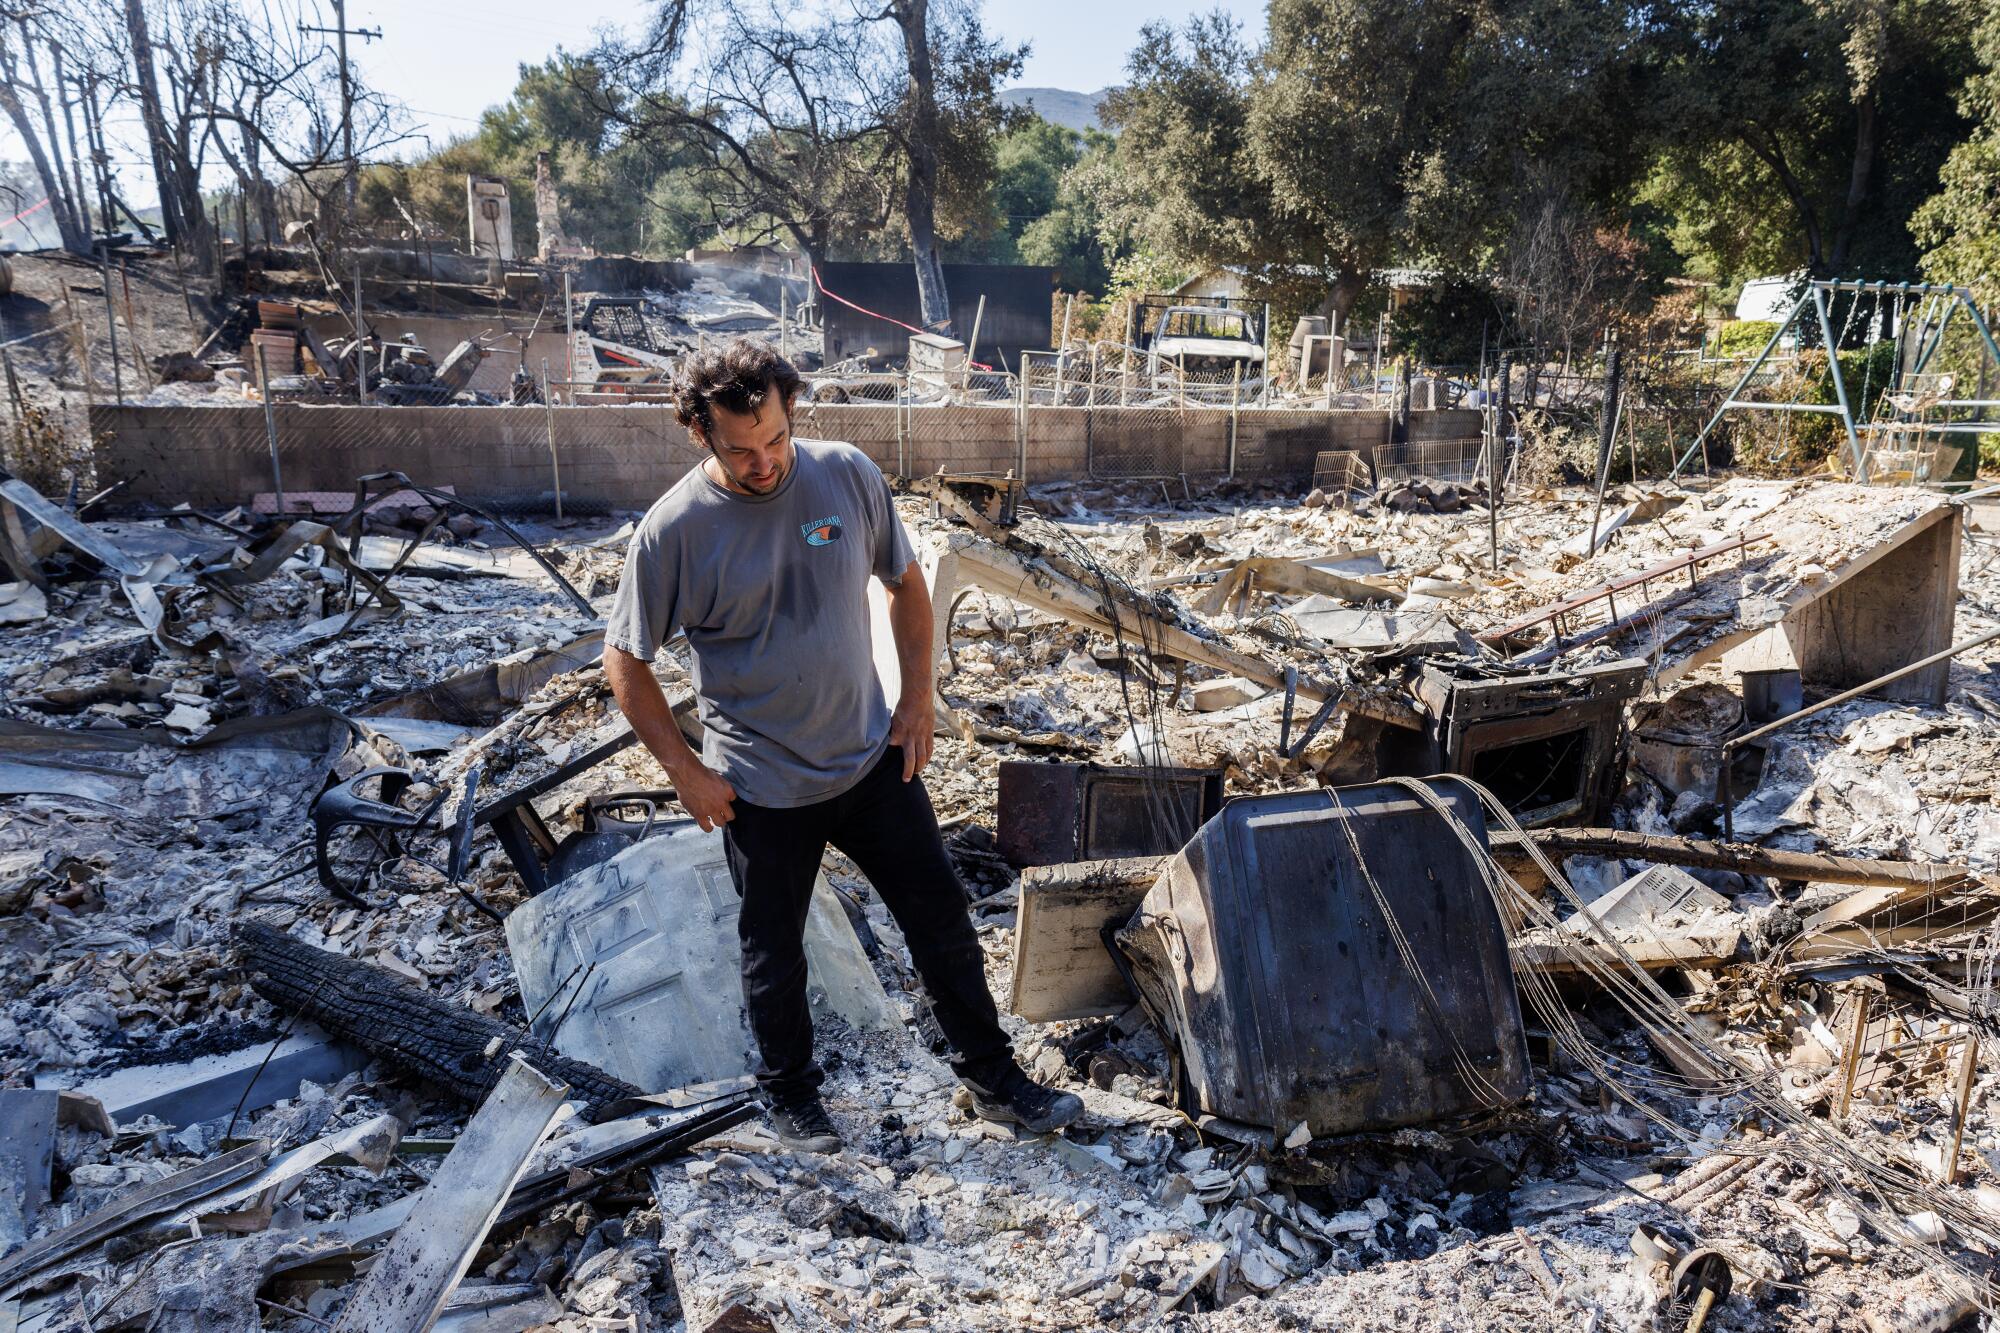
[883,559,935,780]
[602,644,737,830]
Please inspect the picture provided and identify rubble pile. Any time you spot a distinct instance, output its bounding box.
[2,466,1999,1332]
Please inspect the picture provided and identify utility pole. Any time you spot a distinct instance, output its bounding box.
[299,0,382,214]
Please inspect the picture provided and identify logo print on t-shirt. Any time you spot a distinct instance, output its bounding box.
[801,515,844,546]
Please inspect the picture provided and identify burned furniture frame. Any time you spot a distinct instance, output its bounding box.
[997,761,1225,868]
[309,725,695,914]
[1380,657,1647,827]
[468,729,644,897]
[311,762,494,919]
[330,471,595,621]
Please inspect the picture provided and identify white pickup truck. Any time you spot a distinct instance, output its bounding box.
[1147,306,1266,381]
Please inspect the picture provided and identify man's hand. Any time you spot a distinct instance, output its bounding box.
[888,692,934,781]
[671,759,738,832]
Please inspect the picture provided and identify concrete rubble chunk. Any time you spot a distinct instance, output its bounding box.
[1189,676,1264,711]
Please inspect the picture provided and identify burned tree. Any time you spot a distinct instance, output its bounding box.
[0,5,92,253]
[592,0,1018,332]
[236,920,641,1120]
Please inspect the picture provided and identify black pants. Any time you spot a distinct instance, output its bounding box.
[722,745,1014,1105]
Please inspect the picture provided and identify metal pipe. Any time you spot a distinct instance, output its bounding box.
[1720,400,1846,414]
[1718,624,2000,840]
[1587,346,1624,553]
[1811,285,1865,478]
[963,293,986,393]
[1670,292,1807,480]
[1490,351,1510,570]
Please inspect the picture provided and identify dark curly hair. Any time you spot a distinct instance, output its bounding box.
[673,339,803,439]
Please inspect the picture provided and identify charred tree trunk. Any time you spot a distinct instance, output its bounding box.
[1328,265,1371,328]
[124,0,184,246]
[16,24,84,251]
[892,0,951,334]
[80,76,116,238]
[236,920,641,1121]
[51,44,92,245]
[0,24,87,253]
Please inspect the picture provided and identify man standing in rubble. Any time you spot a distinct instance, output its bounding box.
[602,338,1083,1154]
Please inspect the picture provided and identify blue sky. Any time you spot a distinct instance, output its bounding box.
[3,0,1263,228]
[350,0,1265,153]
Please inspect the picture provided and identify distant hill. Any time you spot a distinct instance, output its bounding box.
[1001,87,1113,134]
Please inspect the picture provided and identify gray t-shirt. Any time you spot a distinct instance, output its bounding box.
[604,437,917,808]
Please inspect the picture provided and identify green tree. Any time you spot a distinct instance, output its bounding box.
[1102,3,1666,329]
[1646,0,1975,290]
[358,55,709,257]
[982,117,1079,258]
[1915,3,2000,301]
[948,115,1117,291]
[1098,15,1330,320]
[1029,134,1125,293]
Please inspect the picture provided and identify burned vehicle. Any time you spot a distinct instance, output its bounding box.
[1146,305,1266,397]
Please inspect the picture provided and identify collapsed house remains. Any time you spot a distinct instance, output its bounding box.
[5,243,2000,1333]
[3,440,1998,1333]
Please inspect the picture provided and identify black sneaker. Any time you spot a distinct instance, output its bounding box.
[768,1097,843,1154]
[963,1066,1085,1135]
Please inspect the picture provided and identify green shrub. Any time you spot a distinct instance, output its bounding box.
[1742,341,1898,473]
[1711,320,1780,360]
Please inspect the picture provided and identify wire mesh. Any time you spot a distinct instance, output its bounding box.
[1374,437,1496,487]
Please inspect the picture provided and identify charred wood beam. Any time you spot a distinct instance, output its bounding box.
[235,921,640,1121]
[1493,828,1990,895]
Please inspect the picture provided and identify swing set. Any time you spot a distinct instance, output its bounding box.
[1669,279,2000,484]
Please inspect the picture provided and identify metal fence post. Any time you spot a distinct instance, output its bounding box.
[1016,364,1028,481]
[1086,345,1098,477]
[256,343,285,515]
[1261,302,1272,407]
[563,270,575,401]
[541,357,564,521]
[354,264,368,405]
[95,247,123,404]
[1228,361,1241,479]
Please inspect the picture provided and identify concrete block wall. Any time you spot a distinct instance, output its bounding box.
[90,402,1485,511]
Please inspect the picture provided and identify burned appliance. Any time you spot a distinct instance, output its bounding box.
[1114,780,1529,1140]
[1382,657,1646,827]
[997,761,1224,868]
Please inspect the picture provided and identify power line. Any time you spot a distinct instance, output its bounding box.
[298,0,385,211]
